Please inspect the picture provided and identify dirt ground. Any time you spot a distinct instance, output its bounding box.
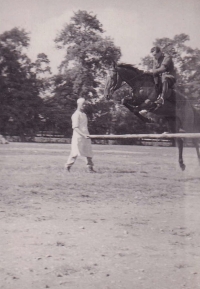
[0,142,200,289]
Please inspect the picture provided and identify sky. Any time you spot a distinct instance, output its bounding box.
[1,0,200,73]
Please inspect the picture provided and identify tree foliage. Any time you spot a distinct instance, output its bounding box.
[2,23,199,139]
[55,10,121,77]
[44,10,122,136]
[0,28,51,137]
[52,10,121,107]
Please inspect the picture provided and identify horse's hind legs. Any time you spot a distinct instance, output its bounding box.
[192,138,200,165]
[177,138,186,171]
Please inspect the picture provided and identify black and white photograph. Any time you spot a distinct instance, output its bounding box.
[0,0,200,288]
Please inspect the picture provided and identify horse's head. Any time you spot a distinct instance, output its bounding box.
[104,63,122,100]
[104,63,156,103]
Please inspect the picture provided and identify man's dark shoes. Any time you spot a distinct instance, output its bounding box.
[64,166,71,172]
[88,166,96,173]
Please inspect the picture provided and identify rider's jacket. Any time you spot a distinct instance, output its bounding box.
[153,53,176,85]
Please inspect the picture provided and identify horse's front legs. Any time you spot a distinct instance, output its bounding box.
[177,138,186,171]
[121,100,151,123]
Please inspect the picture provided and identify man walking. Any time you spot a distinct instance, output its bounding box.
[65,98,95,173]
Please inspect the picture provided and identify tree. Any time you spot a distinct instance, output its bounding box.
[54,10,121,98]
[0,28,50,138]
[32,53,52,98]
[44,10,122,136]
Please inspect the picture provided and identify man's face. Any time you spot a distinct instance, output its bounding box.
[80,101,88,112]
[151,50,161,60]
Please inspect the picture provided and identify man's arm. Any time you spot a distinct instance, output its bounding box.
[72,112,90,138]
[153,55,172,75]
[74,127,90,138]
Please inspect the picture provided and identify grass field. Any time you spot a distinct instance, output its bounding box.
[0,142,200,289]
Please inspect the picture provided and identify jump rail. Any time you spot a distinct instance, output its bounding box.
[90,133,200,139]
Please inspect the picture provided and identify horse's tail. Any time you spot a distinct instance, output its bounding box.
[193,107,200,132]
[175,90,196,132]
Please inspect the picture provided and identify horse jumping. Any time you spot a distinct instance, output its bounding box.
[104,62,200,170]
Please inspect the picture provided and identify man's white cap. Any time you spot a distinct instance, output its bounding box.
[77,98,85,106]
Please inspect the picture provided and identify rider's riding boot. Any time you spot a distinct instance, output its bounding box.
[155,80,169,106]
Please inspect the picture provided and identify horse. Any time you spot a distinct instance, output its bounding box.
[104,62,200,170]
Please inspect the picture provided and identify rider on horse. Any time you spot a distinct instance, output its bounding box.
[150,46,176,107]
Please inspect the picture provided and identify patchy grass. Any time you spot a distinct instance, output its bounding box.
[0,142,200,289]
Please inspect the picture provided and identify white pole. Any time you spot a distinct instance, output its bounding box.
[90,133,200,139]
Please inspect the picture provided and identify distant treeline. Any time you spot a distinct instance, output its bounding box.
[0,11,200,140]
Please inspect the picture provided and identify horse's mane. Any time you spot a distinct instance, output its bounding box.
[117,63,143,74]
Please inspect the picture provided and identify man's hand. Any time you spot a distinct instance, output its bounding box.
[144,71,150,74]
[153,65,166,75]
[84,134,90,139]
[74,127,90,139]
